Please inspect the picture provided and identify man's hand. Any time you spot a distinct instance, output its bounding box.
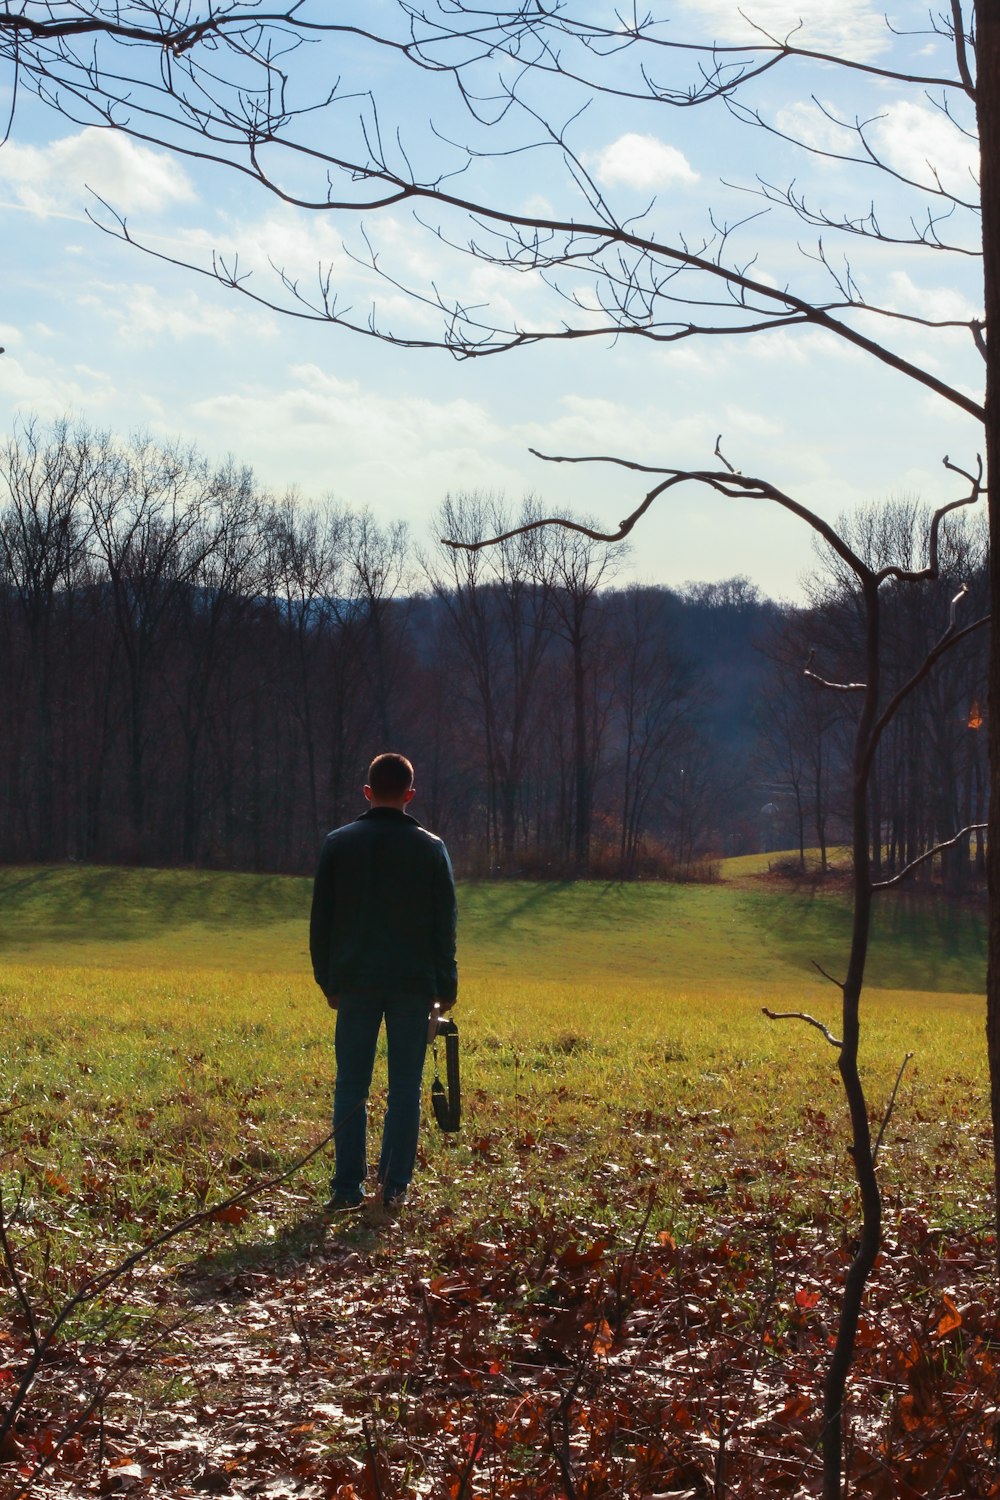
[326,992,339,1011]
[434,996,456,1013]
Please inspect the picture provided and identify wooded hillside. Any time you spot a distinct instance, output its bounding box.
[0,423,987,882]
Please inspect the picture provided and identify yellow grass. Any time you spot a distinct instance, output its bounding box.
[0,865,989,1249]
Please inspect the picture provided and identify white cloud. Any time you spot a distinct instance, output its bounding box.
[183,362,518,506]
[0,128,194,218]
[78,282,279,349]
[886,270,980,324]
[520,193,557,219]
[515,393,713,471]
[712,325,863,367]
[589,134,698,190]
[722,402,783,439]
[0,344,117,418]
[678,0,889,59]
[872,101,979,202]
[773,100,855,157]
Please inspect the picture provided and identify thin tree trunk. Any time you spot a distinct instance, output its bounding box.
[572,635,589,873]
[822,579,881,1498]
[978,0,1000,1269]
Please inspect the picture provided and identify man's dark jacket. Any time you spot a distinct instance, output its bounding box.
[309,807,458,1002]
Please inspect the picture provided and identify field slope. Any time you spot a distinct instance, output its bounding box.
[0,862,986,1210]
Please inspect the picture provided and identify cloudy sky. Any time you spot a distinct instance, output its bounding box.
[0,0,984,599]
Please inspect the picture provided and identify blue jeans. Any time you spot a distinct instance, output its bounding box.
[332,991,431,1201]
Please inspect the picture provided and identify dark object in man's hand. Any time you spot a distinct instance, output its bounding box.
[431,1018,460,1132]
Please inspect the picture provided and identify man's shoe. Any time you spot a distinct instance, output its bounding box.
[381,1189,408,1214]
[323,1191,365,1215]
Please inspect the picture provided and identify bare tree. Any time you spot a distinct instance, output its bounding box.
[424,492,554,870]
[756,612,848,873]
[84,434,218,856]
[348,509,411,747]
[2,10,998,1491]
[171,460,267,863]
[0,419,91,858]
[608,585,700,877]
[804,500,990,888]
[445,449,987,1498]
[2,10,993,956]
[261,494,351,852]
[544,524,624,874]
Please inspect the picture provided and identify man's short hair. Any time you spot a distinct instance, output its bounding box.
[368,752,414,798]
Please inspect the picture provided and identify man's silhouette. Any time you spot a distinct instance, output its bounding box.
[310,752,458,1210]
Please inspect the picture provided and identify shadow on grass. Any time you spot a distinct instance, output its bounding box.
[0,864,309,948]
[181,1205,400,1296]
[463,878,680,939]
[739,885,986,994]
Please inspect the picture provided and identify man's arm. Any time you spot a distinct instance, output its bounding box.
[309,836,337,1002]
[431,841,458,1010]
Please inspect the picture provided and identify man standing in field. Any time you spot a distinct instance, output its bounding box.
[309,752,458,1212]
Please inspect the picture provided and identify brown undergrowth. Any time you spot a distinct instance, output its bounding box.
[3,1161,998,1500]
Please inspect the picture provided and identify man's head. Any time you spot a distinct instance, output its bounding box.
[365,752,415,809]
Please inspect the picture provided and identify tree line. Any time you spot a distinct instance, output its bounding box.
[0,421,987,885]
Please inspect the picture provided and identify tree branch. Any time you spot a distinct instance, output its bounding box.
[0,1124,335,1449]
[872,824,987,891]
[0,1179,40,1355]
[864,612,990,778]
[444,450,876,586]
[803,647,867,693]
[874,457,984,584]
[811,959,846,991]
[872,1052,915,1166]
[762,1008,843,1048]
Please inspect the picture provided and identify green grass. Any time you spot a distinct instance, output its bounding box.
[0,861,990,1297]
[0,859,985,991]
[718,846,850,880]
[0,862,990,1498]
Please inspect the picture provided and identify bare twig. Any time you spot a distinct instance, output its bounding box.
[715,1379,728,1500]
[361,1417,387,1500]
[548,1364,583,1500]
[612,1187,656,1335]
[872,1053,915,1166]
[804,645,867,693]
[454,1424,486,1500]
[0,1124,336,1448]
[0,1180,40,1354]
[875,462,983,584]
[714,433,739,474]
[811,959,845,991]
[762,1008,843,1048]
[9,1308,199,1500]
[949,580,970,626]
[804,668,867,694]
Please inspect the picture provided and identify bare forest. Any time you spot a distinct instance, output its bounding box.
[0,422,988,887]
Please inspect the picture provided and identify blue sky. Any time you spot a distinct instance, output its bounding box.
[0,1,984,599]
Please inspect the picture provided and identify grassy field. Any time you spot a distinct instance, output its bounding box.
[0,862,988,1235]
[0,863,992,1498]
